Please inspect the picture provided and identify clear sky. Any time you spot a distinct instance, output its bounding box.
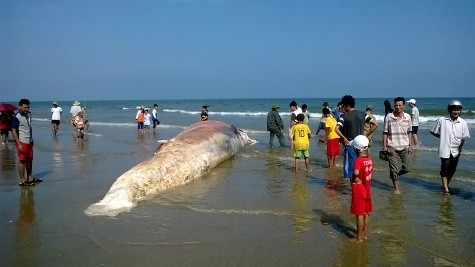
[1,0,474,101]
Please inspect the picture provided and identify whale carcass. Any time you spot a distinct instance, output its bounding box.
[85,120,255,216]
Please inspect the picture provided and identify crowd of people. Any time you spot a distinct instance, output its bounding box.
[0,96,470,243]
[266,96,470,242]
[135,104,160,133]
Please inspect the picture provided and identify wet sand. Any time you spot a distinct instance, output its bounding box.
[0,123,474,266]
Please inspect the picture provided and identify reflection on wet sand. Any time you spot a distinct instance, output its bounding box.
[290,176,311,237]
[435,196,455,239]
[336,240,370,267]
[14,187,39,266]
[0,144,16,175]
[73,139,89,171]
[378,195,408,265]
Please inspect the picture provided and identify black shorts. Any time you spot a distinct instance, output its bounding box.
[411,126,419,134]
[440,154,460,178]
[51,120,61,125]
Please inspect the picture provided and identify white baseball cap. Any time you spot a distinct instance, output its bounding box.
[408,99,416,104]
[349,135,369,150]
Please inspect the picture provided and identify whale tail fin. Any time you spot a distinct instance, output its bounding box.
[84,188,135,217]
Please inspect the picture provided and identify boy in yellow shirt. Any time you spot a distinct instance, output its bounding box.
[291,114,312,173]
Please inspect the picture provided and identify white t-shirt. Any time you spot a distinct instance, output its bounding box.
[152,108,158,119]
[411,106,420,126]
[51,107,62,120]
[431,116,470,158]
[144,114,152,126]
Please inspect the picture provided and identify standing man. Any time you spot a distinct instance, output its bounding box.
[152,104,160,131]
[430,100,470,195]
[288,100,302,141]
[335,95,378,180]
[267,103,285,148]
[51,101,62,137]
[200,104,209,121]
[11,99,42,186]
[407,99,420,147]
[382,97,412,194]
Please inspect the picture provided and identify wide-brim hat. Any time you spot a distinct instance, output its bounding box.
[272,103,280,109]
[408,99,416,104]
[73,101,81,106]
[52,101,58,105]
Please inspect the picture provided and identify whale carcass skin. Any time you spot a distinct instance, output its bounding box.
[85,120,255,216]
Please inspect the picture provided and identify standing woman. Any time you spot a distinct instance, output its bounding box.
[51,101,62,137]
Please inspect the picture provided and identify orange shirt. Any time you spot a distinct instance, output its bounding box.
[136,113,144,123]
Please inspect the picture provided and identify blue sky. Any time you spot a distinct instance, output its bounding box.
[1,0,474,101]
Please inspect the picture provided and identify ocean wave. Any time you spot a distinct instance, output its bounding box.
[163,109,268,117]
[161,109,475,125]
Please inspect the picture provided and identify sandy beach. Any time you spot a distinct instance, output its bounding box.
[0,98,474,266]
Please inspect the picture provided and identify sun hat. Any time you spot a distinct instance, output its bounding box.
[407,99,416,104]
[349,135,369,150]
[272,103,280,109]
[73,101,81,106]
[52,101,58,105]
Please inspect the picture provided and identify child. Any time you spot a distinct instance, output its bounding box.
[349,135,373,242]
[136,108,145,133]
[291,113,312,173]
[320,108,340,168]
[144,109,152,130]
[73,111,86,140]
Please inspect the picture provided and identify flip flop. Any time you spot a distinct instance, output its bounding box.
[32,178,43,183]
[19,182,28,187]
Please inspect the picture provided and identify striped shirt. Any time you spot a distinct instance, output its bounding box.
[383,112,412,150]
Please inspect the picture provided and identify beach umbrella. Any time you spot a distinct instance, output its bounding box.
[0,103,17,112]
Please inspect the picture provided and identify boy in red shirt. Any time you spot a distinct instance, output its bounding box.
[349,135,373,242]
